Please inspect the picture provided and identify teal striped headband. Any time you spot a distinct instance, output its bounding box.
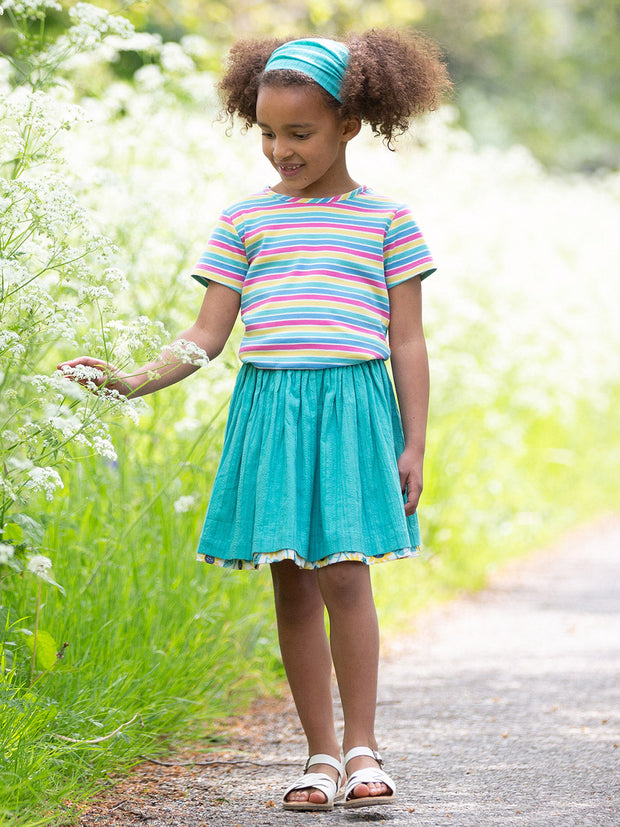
[263,38,350,103]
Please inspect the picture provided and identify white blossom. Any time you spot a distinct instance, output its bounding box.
[0,543,15,564]
[26,554,52,575]
[180,35,213,60]
[174,495,196,514]
[160,42,195,74]
[0,0,61,18]
[25,466,64,500]
[0,330,25,358]
[168,339,210,368]
[134,64,164,92]
[90,434,117,461]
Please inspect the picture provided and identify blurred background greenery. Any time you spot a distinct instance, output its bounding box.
[2,0,619,170]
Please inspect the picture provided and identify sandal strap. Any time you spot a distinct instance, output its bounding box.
[283,754,344,804]
[345,767,395,799]
[343,746,383,767]
[305,753,343,777]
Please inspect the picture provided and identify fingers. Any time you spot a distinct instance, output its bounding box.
[57,356,108,372]
[398,464,422,517]
[56,357,113,391]
[404,488,421,517]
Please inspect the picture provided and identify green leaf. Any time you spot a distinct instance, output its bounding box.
[24,630,59,672]
[7,514,45,546]
[1,523,23,544]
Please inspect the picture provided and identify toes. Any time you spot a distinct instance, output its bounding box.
[308,789,328,804]
[352,782,370,799]
[286,788,326,804]
[286,790,310,803]
[351,781,389,799]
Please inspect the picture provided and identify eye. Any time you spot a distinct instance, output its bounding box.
[294,133,310,140]
[261,131,274,139]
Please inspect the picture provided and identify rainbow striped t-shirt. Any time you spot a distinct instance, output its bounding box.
[192,185,435,369]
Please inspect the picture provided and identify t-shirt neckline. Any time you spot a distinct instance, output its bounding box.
[265,185,367,204]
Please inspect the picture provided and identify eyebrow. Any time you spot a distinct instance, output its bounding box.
[257,121,315,129]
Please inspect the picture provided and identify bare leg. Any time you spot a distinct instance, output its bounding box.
[317,562,389,799]
[270,561,341,804]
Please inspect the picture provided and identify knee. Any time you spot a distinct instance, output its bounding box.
[271,562,324,624]
[318,562,372,613]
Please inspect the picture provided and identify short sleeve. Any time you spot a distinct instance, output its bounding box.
[384,206,436,289]
[191,211,248,294]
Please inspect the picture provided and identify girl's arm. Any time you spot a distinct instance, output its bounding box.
[59,282,240,398]
[388,276,430,516]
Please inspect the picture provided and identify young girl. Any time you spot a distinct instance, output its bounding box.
[61,29,450,810]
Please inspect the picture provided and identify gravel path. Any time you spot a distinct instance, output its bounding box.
[77,518,620,827]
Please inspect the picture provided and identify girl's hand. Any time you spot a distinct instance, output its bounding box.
[57,356,134,396]
[397,449,423,516]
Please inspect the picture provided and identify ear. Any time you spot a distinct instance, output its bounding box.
[341,115,362,143]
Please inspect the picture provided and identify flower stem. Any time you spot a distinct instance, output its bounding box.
[30,580,42,681]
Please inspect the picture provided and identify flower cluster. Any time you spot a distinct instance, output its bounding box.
[0,0,61,20]
[0,4,154,551]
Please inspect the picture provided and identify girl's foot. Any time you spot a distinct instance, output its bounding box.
[283,754,343,810]
[343,747,396,808]
[346,753,390,799]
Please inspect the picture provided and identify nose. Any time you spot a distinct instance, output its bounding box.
[272,136,293,162]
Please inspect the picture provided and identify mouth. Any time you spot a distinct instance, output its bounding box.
[277,163,304,178]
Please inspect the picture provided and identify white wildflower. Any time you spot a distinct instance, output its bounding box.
[0,477,17,502]
[160,42,195,74]
[168,339,210,368]
[67,2,133,39]
[0,0,61,19]
[58,363,106,383]
[0,330,25,358]
[0,127,24,163]
[77,284,114,302]
[110,31,162,54]
[173,495,196,514]
[27,554,52,575]
[26,466,64,500]
[90,434,117,461]
[134,64,164,92]
[180,35,212,60]
[102,267,128,289]
[0,543,15,564]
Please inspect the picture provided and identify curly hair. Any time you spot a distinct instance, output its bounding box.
[218,29,452,146]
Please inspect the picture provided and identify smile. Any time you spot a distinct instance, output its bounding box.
[277,163,304,177]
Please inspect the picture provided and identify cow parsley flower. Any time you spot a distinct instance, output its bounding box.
[168,339,210,368]
[0,0,62,19]
[26,466,64,500]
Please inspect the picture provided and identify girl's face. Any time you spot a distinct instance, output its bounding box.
[256,83,360,199]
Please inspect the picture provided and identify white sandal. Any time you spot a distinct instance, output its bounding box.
[343,746,396,809]
[282,753,344,811]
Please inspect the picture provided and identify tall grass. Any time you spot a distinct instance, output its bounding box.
[1,13,619,826]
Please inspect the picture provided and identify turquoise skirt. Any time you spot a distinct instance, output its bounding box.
[196,360,421,569]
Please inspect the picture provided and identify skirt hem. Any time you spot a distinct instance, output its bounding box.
[196,546,420,571]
